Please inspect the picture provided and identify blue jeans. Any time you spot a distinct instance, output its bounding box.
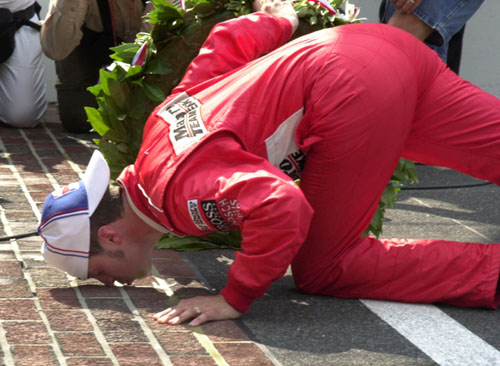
[380,0,484,62]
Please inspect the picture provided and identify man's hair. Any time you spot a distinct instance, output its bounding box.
[89,184,124,256]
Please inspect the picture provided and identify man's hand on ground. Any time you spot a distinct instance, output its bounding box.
[253,0,299,34]
[153,294,242,326]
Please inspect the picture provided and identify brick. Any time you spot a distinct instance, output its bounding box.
[214,343,274,366]
[96,318,148,343]
[57,333,105,356]
[22,252,50,269]
[0,261,23,278]
[1,137,24,144]
[4,321,51,344]
[37,288,81,310]
[30,267,69,287]
[110,343,163,365]
[85,299,132,320]
[170,356,218,366]
[66,358,114,366]
[0,299,39,320]
[23,129,51,140]
[0,278,32,298]
[24,183,54,192]
[155,331,206,355]
[0,252,21,263]
[79,285,121,298]
[30,192,53,204]
[172,287,211,300]
[16,172,47,180]
[18,241,45,251]
[4,210,37,222]
[45,310,93,331]
[125,287,169,309]
[11,345,57,366]
[202,320,250,342]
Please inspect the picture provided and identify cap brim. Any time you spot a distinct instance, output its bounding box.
[83,150,110,215]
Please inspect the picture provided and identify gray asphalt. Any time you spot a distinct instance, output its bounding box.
[183,2,500,365]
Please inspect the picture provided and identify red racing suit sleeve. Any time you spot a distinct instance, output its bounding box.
[172,13,293,93]
[169,136,314,313]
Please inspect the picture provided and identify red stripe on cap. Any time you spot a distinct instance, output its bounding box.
[39,207,88,227]
[40,232,89,255]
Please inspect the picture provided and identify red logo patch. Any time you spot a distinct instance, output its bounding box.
[52,182,80,199]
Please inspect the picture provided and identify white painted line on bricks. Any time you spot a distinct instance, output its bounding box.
[118,286,173,366]
[0,203,67,366]
[361,300,500,365]
[13,133,118,364]
[0,321,14,366]
[68,282,121,365]
[0,137,43,222]
[41,123,85,179]
[152,271,231,366]
[37,130,171,364]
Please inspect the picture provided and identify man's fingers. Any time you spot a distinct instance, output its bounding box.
[153,295,242,326]
[153,307,176,321]
[154,305,205,325]
[154,306,205,326]
[189,313,209,327]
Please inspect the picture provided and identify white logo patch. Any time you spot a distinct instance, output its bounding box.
[265,108,305,179]
[157,95,208,155]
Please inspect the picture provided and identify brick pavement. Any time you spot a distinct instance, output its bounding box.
[0,104,276,366]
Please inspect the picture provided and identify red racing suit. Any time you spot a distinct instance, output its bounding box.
[118,13,500,313]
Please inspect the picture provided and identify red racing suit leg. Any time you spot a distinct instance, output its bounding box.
[291,23,500,309]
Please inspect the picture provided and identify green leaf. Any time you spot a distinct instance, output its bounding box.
[85,107,109,136]
[128,87,148,119]
[125,65,144,79]
[107,78,128,109]
[143,80,166,101]
[156,230,243,251]
[145,56,173,75]
[110,43,141,63]
[98,139,133,179]
[87,84,103,98]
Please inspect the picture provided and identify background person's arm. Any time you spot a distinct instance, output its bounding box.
[40,0,89,60]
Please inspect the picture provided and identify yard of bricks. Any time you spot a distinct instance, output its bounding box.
[0,105,275,366]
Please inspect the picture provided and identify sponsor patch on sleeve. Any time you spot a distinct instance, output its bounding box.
[200,200,232,231]
[157,96,208,155]
[187,199,211,232]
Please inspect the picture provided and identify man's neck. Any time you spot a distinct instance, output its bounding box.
[120,195,164,249]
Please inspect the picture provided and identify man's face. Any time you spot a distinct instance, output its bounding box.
[87,240,154,286]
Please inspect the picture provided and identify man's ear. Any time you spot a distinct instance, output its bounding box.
[97,225,123,248]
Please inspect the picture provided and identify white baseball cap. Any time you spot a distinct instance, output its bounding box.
[38,150,110,279]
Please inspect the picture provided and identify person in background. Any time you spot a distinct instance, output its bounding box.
[0,0,47,128]
[379,0,484,74]
[40,0,154,133]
